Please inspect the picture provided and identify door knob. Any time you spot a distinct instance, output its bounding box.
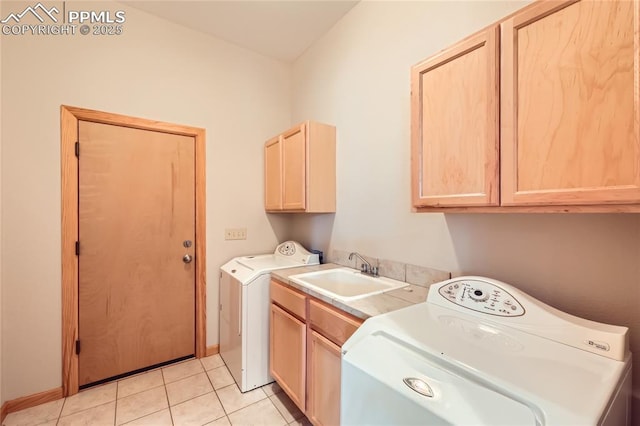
[183,254,193,264]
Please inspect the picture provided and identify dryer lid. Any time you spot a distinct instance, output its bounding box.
[343,330,540,425]
[343,301,630,425]
[236,254,304,271]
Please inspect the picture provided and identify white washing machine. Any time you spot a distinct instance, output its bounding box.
[219,241,319,392]
[342,276,632,425]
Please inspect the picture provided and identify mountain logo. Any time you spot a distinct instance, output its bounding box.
[1,2,60,24]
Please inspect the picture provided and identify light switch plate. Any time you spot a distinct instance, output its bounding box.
[225,228,247,240]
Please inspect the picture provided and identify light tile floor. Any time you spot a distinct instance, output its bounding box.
[3,355,312,426]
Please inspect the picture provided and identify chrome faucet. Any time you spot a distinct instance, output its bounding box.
[348,252,379,277]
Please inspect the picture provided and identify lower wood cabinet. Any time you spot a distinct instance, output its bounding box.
[307,330,342,426]
[269,279,364,425]
[269,303,306,411]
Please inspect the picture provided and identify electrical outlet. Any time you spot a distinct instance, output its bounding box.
[225,228,247,240]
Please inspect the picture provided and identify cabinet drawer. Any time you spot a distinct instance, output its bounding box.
[270,279,306,319]
[309,299,363,347]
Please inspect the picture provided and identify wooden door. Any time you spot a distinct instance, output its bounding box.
[501,0,640,206]
[282,124,306,210]
[264,136,282,210]
[269,303,306,411]
[411,26,499,207]
[78,121,195,386]
[308,330,341,426]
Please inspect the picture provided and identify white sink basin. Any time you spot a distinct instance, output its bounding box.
[289,267,408,302]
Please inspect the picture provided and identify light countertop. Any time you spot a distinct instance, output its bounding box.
[271,263,429,320]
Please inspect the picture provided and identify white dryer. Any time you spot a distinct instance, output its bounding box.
[219,241,319,392]
[342,276,632,425]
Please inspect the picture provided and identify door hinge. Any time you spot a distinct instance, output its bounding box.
[75,241,79,256]
[75,340,81,355]
[74,142,79,157]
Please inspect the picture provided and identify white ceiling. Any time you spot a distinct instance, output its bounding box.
[122,1,359,62]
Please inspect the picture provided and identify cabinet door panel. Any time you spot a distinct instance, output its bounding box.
[264,136,282,210]
[308,330,341,426]
[501,0,640,205]
[282,125,307,210]
[270,304,306,411]
[411,27,499,207]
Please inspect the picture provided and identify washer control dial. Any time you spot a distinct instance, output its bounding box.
[277,241,296,256]
[437,279,525,317]
[469,289,489,302]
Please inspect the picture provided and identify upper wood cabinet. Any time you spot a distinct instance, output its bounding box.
[501,0,640,206]
[264,121,336,213]
[282,126,307,210]
[411,0,640,212]
[264,136,282,211]
[411,26,499,207]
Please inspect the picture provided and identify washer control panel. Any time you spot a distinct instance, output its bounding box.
[437,279,525,317]
[428,276,629,361]
[274,241,319,264]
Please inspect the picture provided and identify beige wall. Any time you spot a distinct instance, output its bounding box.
[290,0,640,419]
[0,9,3,405]
[0,1,291,400]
